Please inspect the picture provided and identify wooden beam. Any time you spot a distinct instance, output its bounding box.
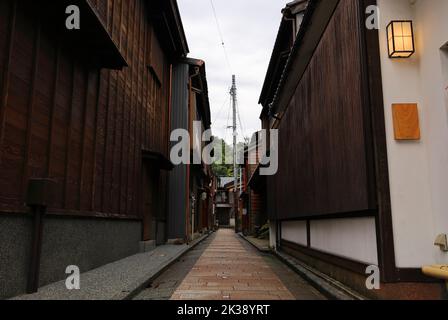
[117,71,128,214]
[133,2,144,217]
[46,43,61,178]
[91,70,102,211]
[100,71,112,213]
[127,0,140,216]
[21,21,42,200]
[78,71,90,210]
[0,0,17,165]
[63,61,76,209]
[100,0,116,213]
[124,1,139,214]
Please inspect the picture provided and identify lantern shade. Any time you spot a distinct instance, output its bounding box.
[387,21,415,58]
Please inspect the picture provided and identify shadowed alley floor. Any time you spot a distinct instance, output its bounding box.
[135,229,325,300]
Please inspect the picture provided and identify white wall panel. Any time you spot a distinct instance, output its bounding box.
[281,221,307,246]
[310,218,378,265]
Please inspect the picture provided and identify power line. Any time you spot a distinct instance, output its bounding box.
[212,90,231,122]
[209,0,233,74]
[236,100,248,142]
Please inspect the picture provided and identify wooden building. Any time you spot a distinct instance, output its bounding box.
[214,177,234,227]
[0,0,191,299]
[260,0,448,299]
[168,58,213,243]
[241,132,267,236]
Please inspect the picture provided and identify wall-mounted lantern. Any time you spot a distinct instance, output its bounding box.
[387,20,415,58]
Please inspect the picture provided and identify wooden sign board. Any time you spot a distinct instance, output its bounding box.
[392,104,421,140]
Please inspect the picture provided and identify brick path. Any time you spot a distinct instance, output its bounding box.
[171,229,295,300]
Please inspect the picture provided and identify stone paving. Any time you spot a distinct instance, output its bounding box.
[171,229,300,300]
[134,236,210,300]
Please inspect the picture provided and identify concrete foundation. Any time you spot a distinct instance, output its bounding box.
[0,213,141,299]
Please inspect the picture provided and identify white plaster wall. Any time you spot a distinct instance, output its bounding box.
[378,0,448,267]
[310,218,378,265]
[281,221,307,246]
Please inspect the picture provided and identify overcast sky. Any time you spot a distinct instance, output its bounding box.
[177,0,288,144]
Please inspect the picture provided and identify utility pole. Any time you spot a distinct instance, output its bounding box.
[231,75,237,191]
[230,75,238,231]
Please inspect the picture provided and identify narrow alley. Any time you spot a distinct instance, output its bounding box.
[134,229,325,301]
[1,0,447,307]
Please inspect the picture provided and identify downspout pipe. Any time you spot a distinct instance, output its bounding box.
[185,67,200,243]
[27,205,45,294]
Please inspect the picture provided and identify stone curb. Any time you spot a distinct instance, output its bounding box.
[238,233,271,253]
[273,250,367,301]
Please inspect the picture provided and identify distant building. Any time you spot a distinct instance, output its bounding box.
[259,0,448,299]
[240,132,267,236]
[214,177,235,227]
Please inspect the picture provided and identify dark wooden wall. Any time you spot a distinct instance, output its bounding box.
[0,0,171,219]
[268,0,375,220]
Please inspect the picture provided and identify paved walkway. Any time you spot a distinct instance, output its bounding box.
[171,229,296,300]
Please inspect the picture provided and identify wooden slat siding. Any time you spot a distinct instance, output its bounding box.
[139,11,149,220]
[132,5,139,216]
[134,0,143,215]
[67,65,87,209]
[144,27,151,151]
[78,71,90,210]
[126,0,139,215]
[102,71,118,212]
[133,2,144,216]
[121,0,137,214]
[0,0,173,220]
[52,48,73,208]
[20,18,41,201]
[111,70,122,213]
[112,71,123,215]
[79,70,98,210]
[0,0,16,167]
[134,0,143,214]
[91,68,106,211]
[63,59,76,208]
[110,0,124,213]
[90,70,100,211]
[119,0,133,214]
[107,0,113,32]
[46,43,61,179]
[93,69,108,212]
[269,0,371,220]
[31,22,58,191]
[101,0,117,213]
[108,0,125,212]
